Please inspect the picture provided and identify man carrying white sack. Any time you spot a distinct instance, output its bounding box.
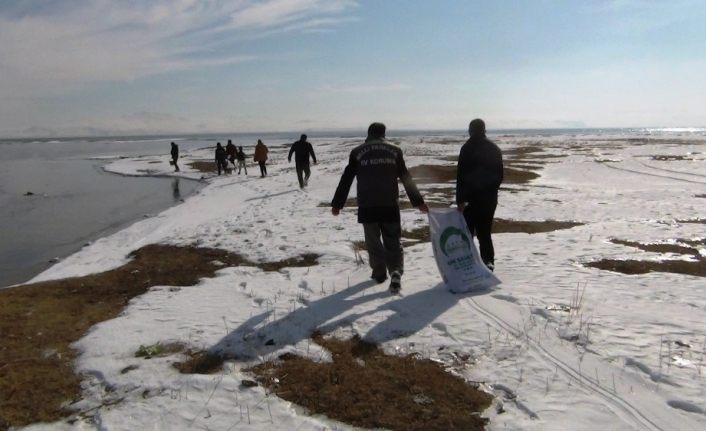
[331,122,428,294]
[455,118,504,271]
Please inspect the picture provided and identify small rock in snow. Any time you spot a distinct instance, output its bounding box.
[265,339,275,346]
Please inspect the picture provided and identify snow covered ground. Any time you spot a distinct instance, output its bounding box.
[25,131,706,430]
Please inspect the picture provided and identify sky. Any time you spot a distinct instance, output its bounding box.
[1,0,706,137]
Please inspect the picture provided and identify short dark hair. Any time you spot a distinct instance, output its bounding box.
[367,122,386,139]
[469,119,486,137]
[300,134,307,141]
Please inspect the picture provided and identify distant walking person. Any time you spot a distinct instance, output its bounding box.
[215,142,228,175]
[288,134,317,188]
[456,119,503,271]
[226,139,237,167]
[254,139,269,177]
[170,141,180,172]
[332,122,428,294]
[236,146,248,175]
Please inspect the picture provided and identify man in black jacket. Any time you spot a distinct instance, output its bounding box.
[455,119,503,271]
[288,134,317,188]
[332,123,428,293]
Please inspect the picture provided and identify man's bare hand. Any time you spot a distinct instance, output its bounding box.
[331,207,340,216]
[456,202,465,212]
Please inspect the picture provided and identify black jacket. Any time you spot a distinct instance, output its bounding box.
[332,138,424,223]
[170,145,179,160]
[288,140,317,165]
[455,136,503,203]
[215,146,227,162]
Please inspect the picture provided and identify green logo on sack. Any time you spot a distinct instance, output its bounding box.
[439,227,471,257]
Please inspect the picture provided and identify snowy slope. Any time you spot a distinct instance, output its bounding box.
[25,132,706,430]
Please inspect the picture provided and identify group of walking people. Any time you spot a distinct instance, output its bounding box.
[214,140,262,176]
[170,119,503,294]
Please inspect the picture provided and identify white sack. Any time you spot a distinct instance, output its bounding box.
[428,208,501,293]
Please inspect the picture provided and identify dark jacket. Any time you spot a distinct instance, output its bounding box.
[170,144,179,160]
[215,145,227,162]
[455,136,503,203]
[236,149,246,161]
[332,138,424,223]
[226,143,237,157]
[288,140,317,165]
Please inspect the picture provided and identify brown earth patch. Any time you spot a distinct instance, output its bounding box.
[173,350,229,374]
[587,237,705,276]
[409,165,456,184]
[610,239,701,257]
[503,167,540,184]
[247,334,492,431]
[187,160,215,173]
[188,160,233,174]
[585,259,705,277]
[679,218,706,224]
[0,245,319,429]
[493,219,583,234]
[409,163,541,186]
[651,155,694,161]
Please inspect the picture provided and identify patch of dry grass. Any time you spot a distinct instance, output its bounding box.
[493,219,583,234]
[187,160,215,173]
[0,245,319,429]
[587,238,706,277]
[247,334,492,431]
[679,218,706,224]
[651,155,695,161]
[585,259,705,277]
[610,239,701,257]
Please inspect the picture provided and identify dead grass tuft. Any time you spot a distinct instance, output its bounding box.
[0,245,319,429]
[173,351,228,374]
[247,334,492,431]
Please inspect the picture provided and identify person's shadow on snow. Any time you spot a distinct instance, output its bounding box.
[208,279,388,359]
[208,280,492,360]
[319,283,491,344]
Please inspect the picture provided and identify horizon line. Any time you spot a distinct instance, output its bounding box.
[2,125,706,140]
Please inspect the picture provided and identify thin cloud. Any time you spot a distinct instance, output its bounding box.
[0,0,358,98]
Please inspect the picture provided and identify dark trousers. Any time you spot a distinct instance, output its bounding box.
[172,157,179,172]
[363,222,403,277]
[217,159,228,175]
[295,163,311,188]
[258,161,267,177]
[462,193,498,265]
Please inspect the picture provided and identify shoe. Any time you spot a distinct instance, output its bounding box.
[371,273,387,283]
[389,271,401,294]
[486,262,495,272]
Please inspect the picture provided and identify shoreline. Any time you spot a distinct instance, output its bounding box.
[2,162,204,288]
